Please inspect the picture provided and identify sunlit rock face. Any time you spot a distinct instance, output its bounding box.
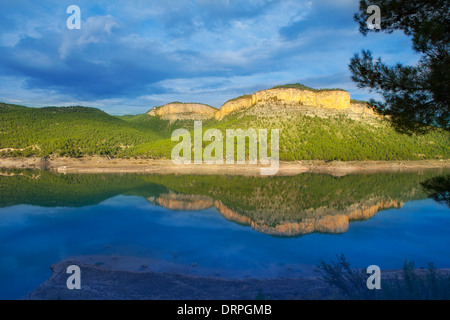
[147,103,217,121]
[147,88,372,122]
[349,103,377,117]
[215,96,254,120]
[215,88,351,119]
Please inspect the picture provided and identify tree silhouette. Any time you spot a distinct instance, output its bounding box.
[350,0,449,133]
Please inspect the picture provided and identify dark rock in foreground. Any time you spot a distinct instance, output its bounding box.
[25,260,337,300]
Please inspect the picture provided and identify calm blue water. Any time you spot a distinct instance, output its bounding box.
[0,195,449,299]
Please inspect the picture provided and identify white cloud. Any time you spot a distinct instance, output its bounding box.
[59,15,121,59]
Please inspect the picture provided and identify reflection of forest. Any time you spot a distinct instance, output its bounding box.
[1,168,448,237]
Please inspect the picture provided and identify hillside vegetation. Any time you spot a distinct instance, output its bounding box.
[119,104,449,161]
[0,103,159,157]
[0,93,449,161]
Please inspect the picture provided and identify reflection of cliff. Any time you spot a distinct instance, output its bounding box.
[148,192,215,211]
[148,192,405,237]
[250,215,349,236]
[347,200,404,221]
[217,199,404,237]
[214,200,252,226]
[249,200,404,236]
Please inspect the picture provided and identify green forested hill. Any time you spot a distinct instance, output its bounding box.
[119,105,450,161]
[0,103,159,157]
[0,102,449,160]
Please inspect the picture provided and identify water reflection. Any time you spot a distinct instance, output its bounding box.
[421,175,450,208]
[148,192,404,236]
[1,168,448,237]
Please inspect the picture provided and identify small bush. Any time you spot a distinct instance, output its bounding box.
[316,254,450,300]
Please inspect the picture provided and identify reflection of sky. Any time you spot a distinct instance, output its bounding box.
[0,0,420,114]
[0,195,449,299]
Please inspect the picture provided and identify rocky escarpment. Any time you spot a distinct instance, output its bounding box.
[147,86,367,121]
[215,88,351,119]
[147,103,217,121]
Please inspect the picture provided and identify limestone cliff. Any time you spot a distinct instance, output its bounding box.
[147,86,359,121]
[215,88,351,119]
[147,103,217,121]
[215,95,254,120]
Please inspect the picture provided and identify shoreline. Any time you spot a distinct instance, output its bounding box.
[24,257,450,300]
[1,157,449,176]
[24,259,337,300]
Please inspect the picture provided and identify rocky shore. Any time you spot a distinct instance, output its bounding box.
[24,259,338,300]
[1,157,449,176]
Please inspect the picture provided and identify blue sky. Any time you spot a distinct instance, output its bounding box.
[0,0,419,115]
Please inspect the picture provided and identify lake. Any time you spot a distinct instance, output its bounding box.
[0,169,449,299]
